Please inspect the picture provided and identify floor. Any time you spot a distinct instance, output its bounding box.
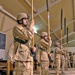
[34,68,75,75]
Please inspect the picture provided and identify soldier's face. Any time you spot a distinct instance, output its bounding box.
[44,35,48,39]
[57,43,60,48]
[23,18,28,26]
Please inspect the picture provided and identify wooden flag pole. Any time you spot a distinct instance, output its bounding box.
[64,17,66,47]
[46,0,50,37]
[64,17,66,35]
[31,0,34,47]
[60,9,63,48]
[46,0,50,53]
[66,27,68,47]
[32,0,33,20]
[31,0,34,74]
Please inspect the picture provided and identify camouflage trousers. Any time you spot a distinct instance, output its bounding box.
[55,58,60,74]
[40,61,49,75]
[61,59,65,71]
[13,61,33,75]
[72,60,75,68]
[65,60,68,69]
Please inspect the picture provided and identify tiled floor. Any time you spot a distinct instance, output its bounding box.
[34,68,75,75]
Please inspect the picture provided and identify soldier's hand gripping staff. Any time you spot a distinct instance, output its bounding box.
[13,13,34,75]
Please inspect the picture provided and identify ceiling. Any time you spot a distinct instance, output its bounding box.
[0,0,75,47]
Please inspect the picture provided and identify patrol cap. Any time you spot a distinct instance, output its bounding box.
[42,32,47,36]
[17,13,28,20]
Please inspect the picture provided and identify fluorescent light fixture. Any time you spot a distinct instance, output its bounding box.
[33,26,38,33]
[34,29,37,33]
[33,26,38,30]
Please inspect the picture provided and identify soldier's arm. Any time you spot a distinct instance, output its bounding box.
[55,47,62,54]
[61,48,66,55]
[13,26,34,41]
[55,47,59,53]
[40,39,51,47]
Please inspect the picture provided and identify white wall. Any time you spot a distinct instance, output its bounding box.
[0,10,16,59]
[51,47,75,53]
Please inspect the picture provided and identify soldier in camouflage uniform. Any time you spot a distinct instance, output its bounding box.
[64,49,69,70]
[55,41,62,75]
[67,52,71,68]
[72,52,75,68]
[61,47,66,73]
[50,51,54,69]
[38,32,52,75]
[12,13,34,75]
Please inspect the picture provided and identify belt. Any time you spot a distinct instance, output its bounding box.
[41,60,49,62]
[40,48,46,51]
[14,37,28,44]
[16,60,32,62]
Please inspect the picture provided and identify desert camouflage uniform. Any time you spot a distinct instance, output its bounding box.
[55,47,61,75]
[12,25,34,75]
[54,42,62,75]
[72,53,75,68]
[61,48,66,72]
[38,32,52,75]
[8,13,34,75]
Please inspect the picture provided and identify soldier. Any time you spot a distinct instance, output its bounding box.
[38,31,52,75]
[12,13,34,75]
[72,52,75,68]
[67,52,71,68]
[55,41,62,75]
[70,52,73,67]
[61,46,66,73]
[65,50,69,70]
[49,51,54,69]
